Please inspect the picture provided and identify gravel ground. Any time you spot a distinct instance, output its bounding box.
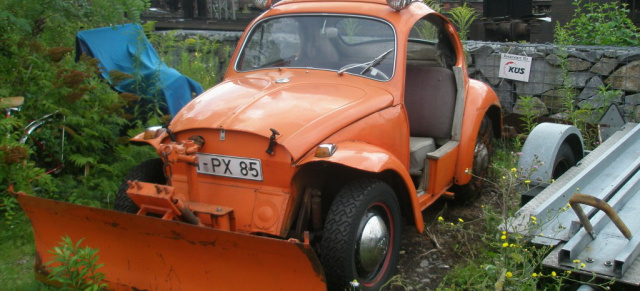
[390,186,500,290]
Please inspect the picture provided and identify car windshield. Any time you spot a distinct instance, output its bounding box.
[235,15,396,81]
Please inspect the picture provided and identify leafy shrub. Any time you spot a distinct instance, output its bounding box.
[0,0,155,220]
[45,236,107,290]
[555,0,639,46]
[448,3,479,42]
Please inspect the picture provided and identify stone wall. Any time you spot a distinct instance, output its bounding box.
[465,41,640,123]
[160,32,640,123]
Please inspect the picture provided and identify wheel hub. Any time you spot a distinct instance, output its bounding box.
[474,142,489,174]
[358,213,389,273]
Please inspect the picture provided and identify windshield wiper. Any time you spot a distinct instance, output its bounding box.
[337,48,395,76]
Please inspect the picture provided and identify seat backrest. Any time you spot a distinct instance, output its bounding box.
[404,65,457,140]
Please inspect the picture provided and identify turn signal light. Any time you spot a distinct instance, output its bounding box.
[254,0,272,10]
[315,144,337,158]
[387,0,416,11]
[143,126,166,140]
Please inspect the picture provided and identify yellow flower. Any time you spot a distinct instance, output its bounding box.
[481,205,485,208]
[502,176,506,180]
[438,216,444,222]
[562,207,567,211]
[450,223,454,226]
[581,263,586,268]
[532,273,538,278]
[458,218,464,223]
[551,179,555,183]
[524,180,531,184]
[530,216,537,221]
[551,271,557,277]
[573,259,580,263]
[567,271,572,274]
[506,271,513,278]
[501,235,507,240]
[502,231,506,235]
[511,168,517,172]
[509,244,515,248]
[502,242,509,248]
[567,203,572,208]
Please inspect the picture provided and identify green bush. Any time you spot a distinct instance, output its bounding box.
[448,3,479,42]
[555,0,639,46]
[44,236,107,290]
[0,0,155,220]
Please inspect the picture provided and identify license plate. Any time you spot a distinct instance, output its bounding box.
[196,153,263,181]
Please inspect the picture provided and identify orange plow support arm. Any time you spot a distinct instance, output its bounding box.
[17,193,326,290]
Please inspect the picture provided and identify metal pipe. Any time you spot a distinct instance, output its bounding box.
[570,193,632,240]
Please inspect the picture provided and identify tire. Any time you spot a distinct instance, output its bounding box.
[114,158,166,213]
[552,142,576,179]
[455,116,494,202]
[320,179,402,290]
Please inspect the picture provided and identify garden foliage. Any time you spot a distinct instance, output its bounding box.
[45,236,107,290]
[0,0,158,222]
[555,0,639,46]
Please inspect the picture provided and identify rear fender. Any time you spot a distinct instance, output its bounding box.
[298,141,424,232]
[455,80,502,185]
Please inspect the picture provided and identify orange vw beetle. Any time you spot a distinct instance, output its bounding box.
[18,0,501,289]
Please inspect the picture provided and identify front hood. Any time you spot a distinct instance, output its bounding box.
[171,72,393,160]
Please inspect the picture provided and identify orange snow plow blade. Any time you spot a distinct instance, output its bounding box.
[16,193,326,290]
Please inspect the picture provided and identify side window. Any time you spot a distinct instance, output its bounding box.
[410,18,438,42]
[407,17,456,68]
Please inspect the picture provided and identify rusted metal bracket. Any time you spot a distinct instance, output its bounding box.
[126,181,201,226]
[158,139,202,197]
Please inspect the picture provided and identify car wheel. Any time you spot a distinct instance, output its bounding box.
[320,179,402,290]
[455,116,494,202]
[114,158,166,213]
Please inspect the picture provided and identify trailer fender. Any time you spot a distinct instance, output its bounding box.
[299,141,424,232]
[518,123,584,187]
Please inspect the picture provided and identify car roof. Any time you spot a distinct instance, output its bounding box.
[276,0,389,5]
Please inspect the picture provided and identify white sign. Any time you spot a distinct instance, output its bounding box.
[498,53,532,82]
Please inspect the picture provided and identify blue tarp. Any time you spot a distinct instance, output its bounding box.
[76,23,203,117]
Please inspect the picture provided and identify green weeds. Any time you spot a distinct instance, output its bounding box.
[44,236,107,290]
[436,143,614,290]
[448,3,479,42]
[555,0,639,46]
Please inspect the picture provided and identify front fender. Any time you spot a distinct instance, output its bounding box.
[298,141,424,232]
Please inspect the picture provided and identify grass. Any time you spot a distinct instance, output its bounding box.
[0,215,50,290]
